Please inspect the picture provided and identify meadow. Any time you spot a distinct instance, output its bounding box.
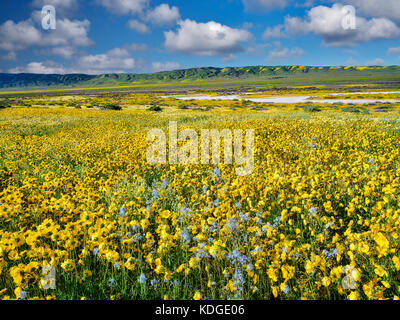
[0,85,400,300]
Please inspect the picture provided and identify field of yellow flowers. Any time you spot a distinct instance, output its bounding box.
[0,94,400,300]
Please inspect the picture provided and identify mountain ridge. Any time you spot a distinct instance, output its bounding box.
[0,65,399,89]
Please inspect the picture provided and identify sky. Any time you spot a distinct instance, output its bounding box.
[0,0,400,74]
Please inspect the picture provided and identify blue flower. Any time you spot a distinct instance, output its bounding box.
[152,189,158,200]
[181,207,189,216]
[138,273,147,284]
[282,285,290,295]
[93,247,99,256]
[272,215,281,227]
[213,167,221,178]
[108,278,116,288]
[239,212,249,222]
[113,262,120,269]
[325,222,333,230]
[323,248,338,260]
[118,207,126,217]
[172,280,180,286]
[18,291,27,299]
[161,178,168,188]
[179,230,191,244]
[150,279,159,287]
[227,249,250,266]
[369,157,375,164]
[309,207,318,217]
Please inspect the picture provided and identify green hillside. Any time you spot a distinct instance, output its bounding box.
[0,65,399,90]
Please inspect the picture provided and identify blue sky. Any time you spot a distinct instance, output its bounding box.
[0,0,400,74]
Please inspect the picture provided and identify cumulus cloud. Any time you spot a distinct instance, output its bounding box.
[76,48,137,74]
[9,60,67,74]
[164,19,252,57]
[0,14,93,52]
[266,43,304,61]
[123,43,148,52]
[0,52,17,61]
[50,46,76,59]
[345,57,358,65]
[128,19,150,33]
[8,45,148,74]
[32,0,78,15]
[366,58,385,66]
[283,4,400,47]
[262,24,286,40]
[43,18,93,47]
[327,0,400,23]
[242,0,288,13]
[388,47,400,55]
[151,61,181,72]
[0,20,42,51]
[96,0,149,15]
[146,4,181,27]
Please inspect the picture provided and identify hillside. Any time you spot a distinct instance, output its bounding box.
[0,65,399,89]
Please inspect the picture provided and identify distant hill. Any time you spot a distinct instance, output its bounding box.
[0,66,399,89]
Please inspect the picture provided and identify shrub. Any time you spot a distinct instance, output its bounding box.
[100,104,122,111]
[342,107,361,113]
[178,105,189,109]
[303,105,321,112]
[148,105,163,112]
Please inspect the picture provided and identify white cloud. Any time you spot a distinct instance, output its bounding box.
[128,19,150,33]
[32,0,78,15]
[328,0,400,23]
[0,20,42,51]
[366,58,385,66]
[8,46,145,74]
[266,43,304,61]
[146,4,180,27]
[164,19,252,57]
[388,47,400,55]
[9,61,67,74]
[43,18,93,47]
[242,0,287,13]
[123,43,148,52]
[262,24,286,39]
[345,57,358,65]
[0,52,17,61]
[76,48,136,74]
[0,15,93,52]
[96,0,149,15]
[283,4,400,47]
[151,61,181,72]
[50,46,76,59]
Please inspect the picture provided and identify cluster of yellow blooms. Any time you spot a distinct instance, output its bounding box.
[0,99,399,300]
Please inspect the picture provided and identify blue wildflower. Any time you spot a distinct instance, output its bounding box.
[138,273,147,285]
[118,207,126,217]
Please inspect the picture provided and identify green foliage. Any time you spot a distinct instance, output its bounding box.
[99,104,122,111]
[2,66,400,89]
[148,105,163,112]
[303,105,321,112]
[342,107,361,113]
